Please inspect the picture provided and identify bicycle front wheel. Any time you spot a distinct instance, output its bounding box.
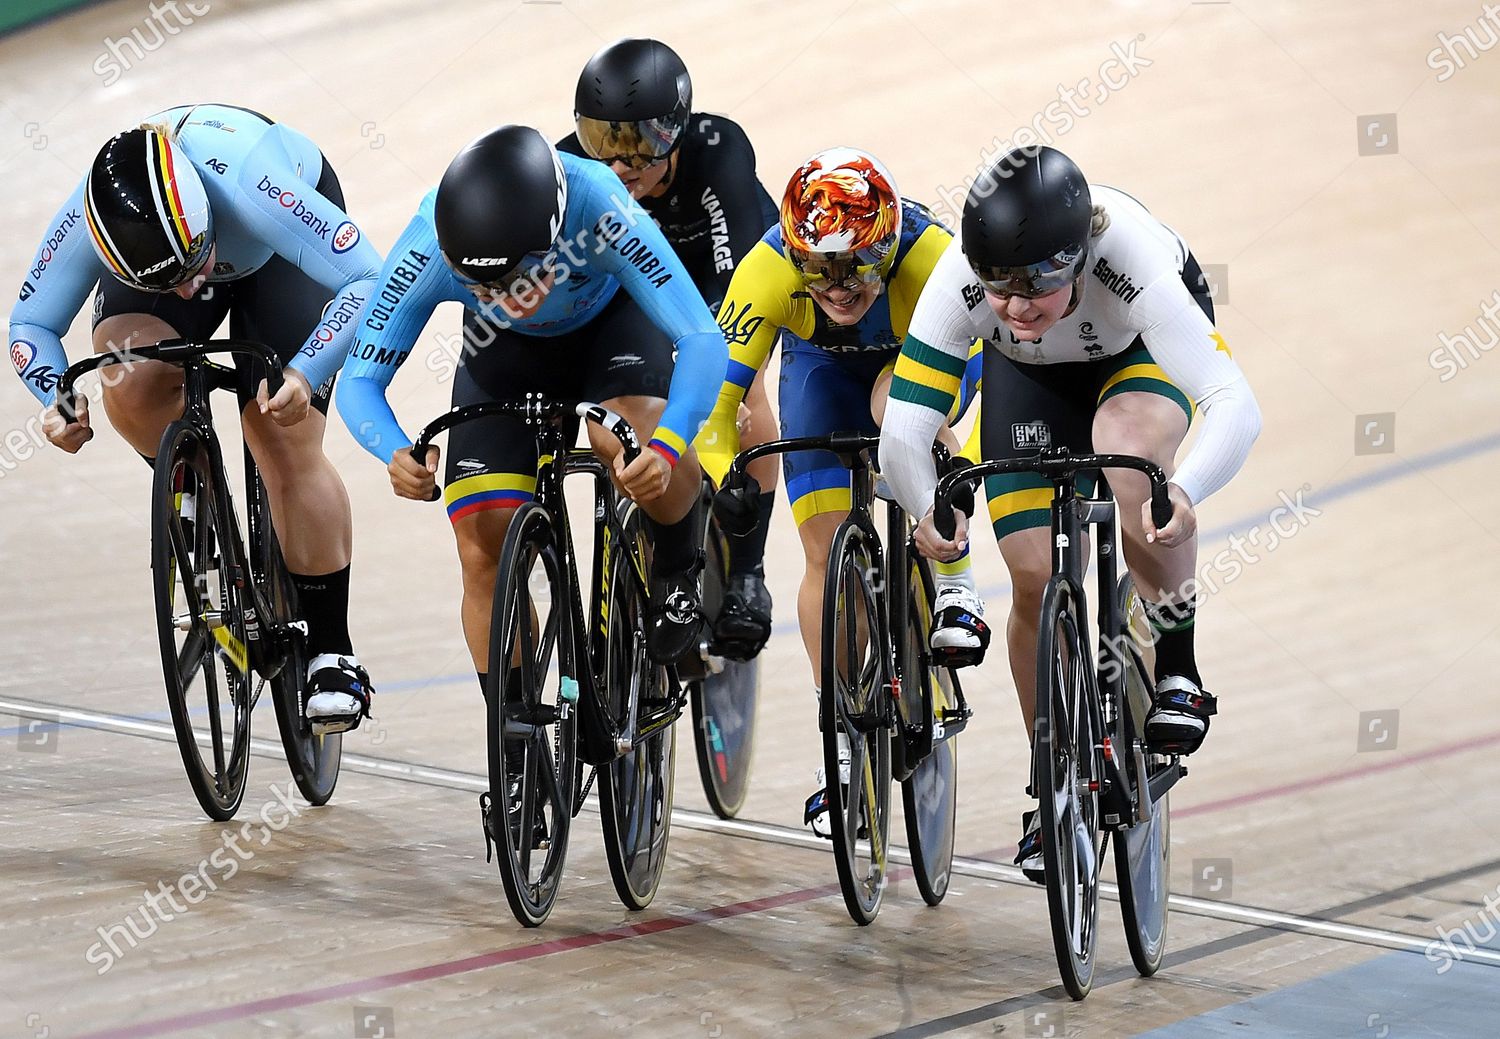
[152,423,251,821]
[487,502,577,927]
[597,502,677,911]
[821,522,892,926]
[1036,575,1103,999]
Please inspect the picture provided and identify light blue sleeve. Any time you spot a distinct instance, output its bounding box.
[231,126,384,388]
[579,168,728,460]
[8,177,103,405]
[336,199,460,462]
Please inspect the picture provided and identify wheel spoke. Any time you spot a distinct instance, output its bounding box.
[517,739,538,877]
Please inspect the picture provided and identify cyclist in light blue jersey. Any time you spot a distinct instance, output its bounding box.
[336,126,729,694]
[8,104,382,734]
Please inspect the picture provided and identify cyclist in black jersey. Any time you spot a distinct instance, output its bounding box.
[558,37,782,658]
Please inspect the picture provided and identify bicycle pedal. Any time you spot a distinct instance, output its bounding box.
[932,644,985,668]
[478,792,496,864]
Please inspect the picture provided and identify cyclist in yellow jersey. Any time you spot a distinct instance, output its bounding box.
[695,147,987,835]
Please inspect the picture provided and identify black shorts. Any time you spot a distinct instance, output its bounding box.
[441,289,676,524]
[980,254,1214,540]
[91,156,346,415]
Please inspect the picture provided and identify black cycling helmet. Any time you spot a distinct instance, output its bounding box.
[574,38,692,168]
[961,146,1091,298]
[85,127,215,292]
[435,125,568,287]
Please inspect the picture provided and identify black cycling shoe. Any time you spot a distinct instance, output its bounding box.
[504,760,550,851]
[1145,675,1217,755]
[712,570,773,660]
[646,560,705,664]
[1016,808,1044,885]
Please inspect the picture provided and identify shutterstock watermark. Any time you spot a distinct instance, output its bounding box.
[930,37,1153,225]
[1424,882,1500,973]
[1426,3,1500,82]
[1098,486,1323,680]
[1,342,153,479]
[1429,289,1500,382]
[83,781,304,975]
[93,1,213,87]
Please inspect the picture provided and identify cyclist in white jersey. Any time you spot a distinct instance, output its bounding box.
[881,146,1260,879]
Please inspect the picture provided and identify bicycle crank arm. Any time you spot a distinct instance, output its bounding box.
[1145,756,1185,809]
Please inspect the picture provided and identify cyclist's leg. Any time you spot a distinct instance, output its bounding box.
[90,278,229,458]
[714,358,780,654]
[231,160,370,729]
[778,341,880,682]
[1092,348,1213,749]
[582,292,707,662]
[452,310,576,694]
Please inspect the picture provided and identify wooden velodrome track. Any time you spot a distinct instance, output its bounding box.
[3,0,1500,1035]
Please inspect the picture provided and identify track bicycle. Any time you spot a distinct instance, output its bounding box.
[56,338,341,821]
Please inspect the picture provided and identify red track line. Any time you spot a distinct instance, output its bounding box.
[72,731,1499,1039]
[1175,728,1500,818]
[72,881,844,1039]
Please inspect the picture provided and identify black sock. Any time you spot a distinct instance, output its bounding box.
[138,452,156,469]
[647,499,701,575]
[290,564,353,657]
[477,671,488,700]
[726,492,775,576]
[1144,597,1199,685]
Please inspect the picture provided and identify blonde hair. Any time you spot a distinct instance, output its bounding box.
[139,120,176,141]
[1089,203,1111,238]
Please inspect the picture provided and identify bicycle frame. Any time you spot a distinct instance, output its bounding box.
[717,428,948,737]
[56,340,300,681]
[411,398,670,766]
[934,447,1181,821]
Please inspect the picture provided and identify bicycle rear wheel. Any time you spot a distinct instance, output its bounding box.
[487,502,577,927]
[1036,575,1103,999]
[689,495,758,819]
[821,522,892,925]
[254,466,341,806]
[1111,575,1171,976]
[152,423,251,821]
[899,557,961,907]
[598,503,677,911]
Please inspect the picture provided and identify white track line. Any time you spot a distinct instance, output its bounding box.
[4,692,1497,966]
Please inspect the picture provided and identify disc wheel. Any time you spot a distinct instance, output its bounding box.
[597,503,677,911]
[1111,576,1171,976]
[152,424,251,821]
[899,556,960,907]
[258,476,341,806]
[821,522,892,925]
[689,497,759,819]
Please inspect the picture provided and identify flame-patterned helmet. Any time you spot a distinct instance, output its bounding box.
[780,147,901,288]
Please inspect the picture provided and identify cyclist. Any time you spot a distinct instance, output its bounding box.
[336,125,729,703]
[697,147,990,835]
[8,104,382,735]
[560,37,782,658]
[881,145,1261,878]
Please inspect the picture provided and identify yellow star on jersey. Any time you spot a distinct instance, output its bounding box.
[1210,330,1232,357]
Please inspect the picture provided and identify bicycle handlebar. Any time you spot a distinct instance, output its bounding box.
[54,338,284,425]
[409,398,641,503]
[933,450,1173,539]
[720,431,882,489]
